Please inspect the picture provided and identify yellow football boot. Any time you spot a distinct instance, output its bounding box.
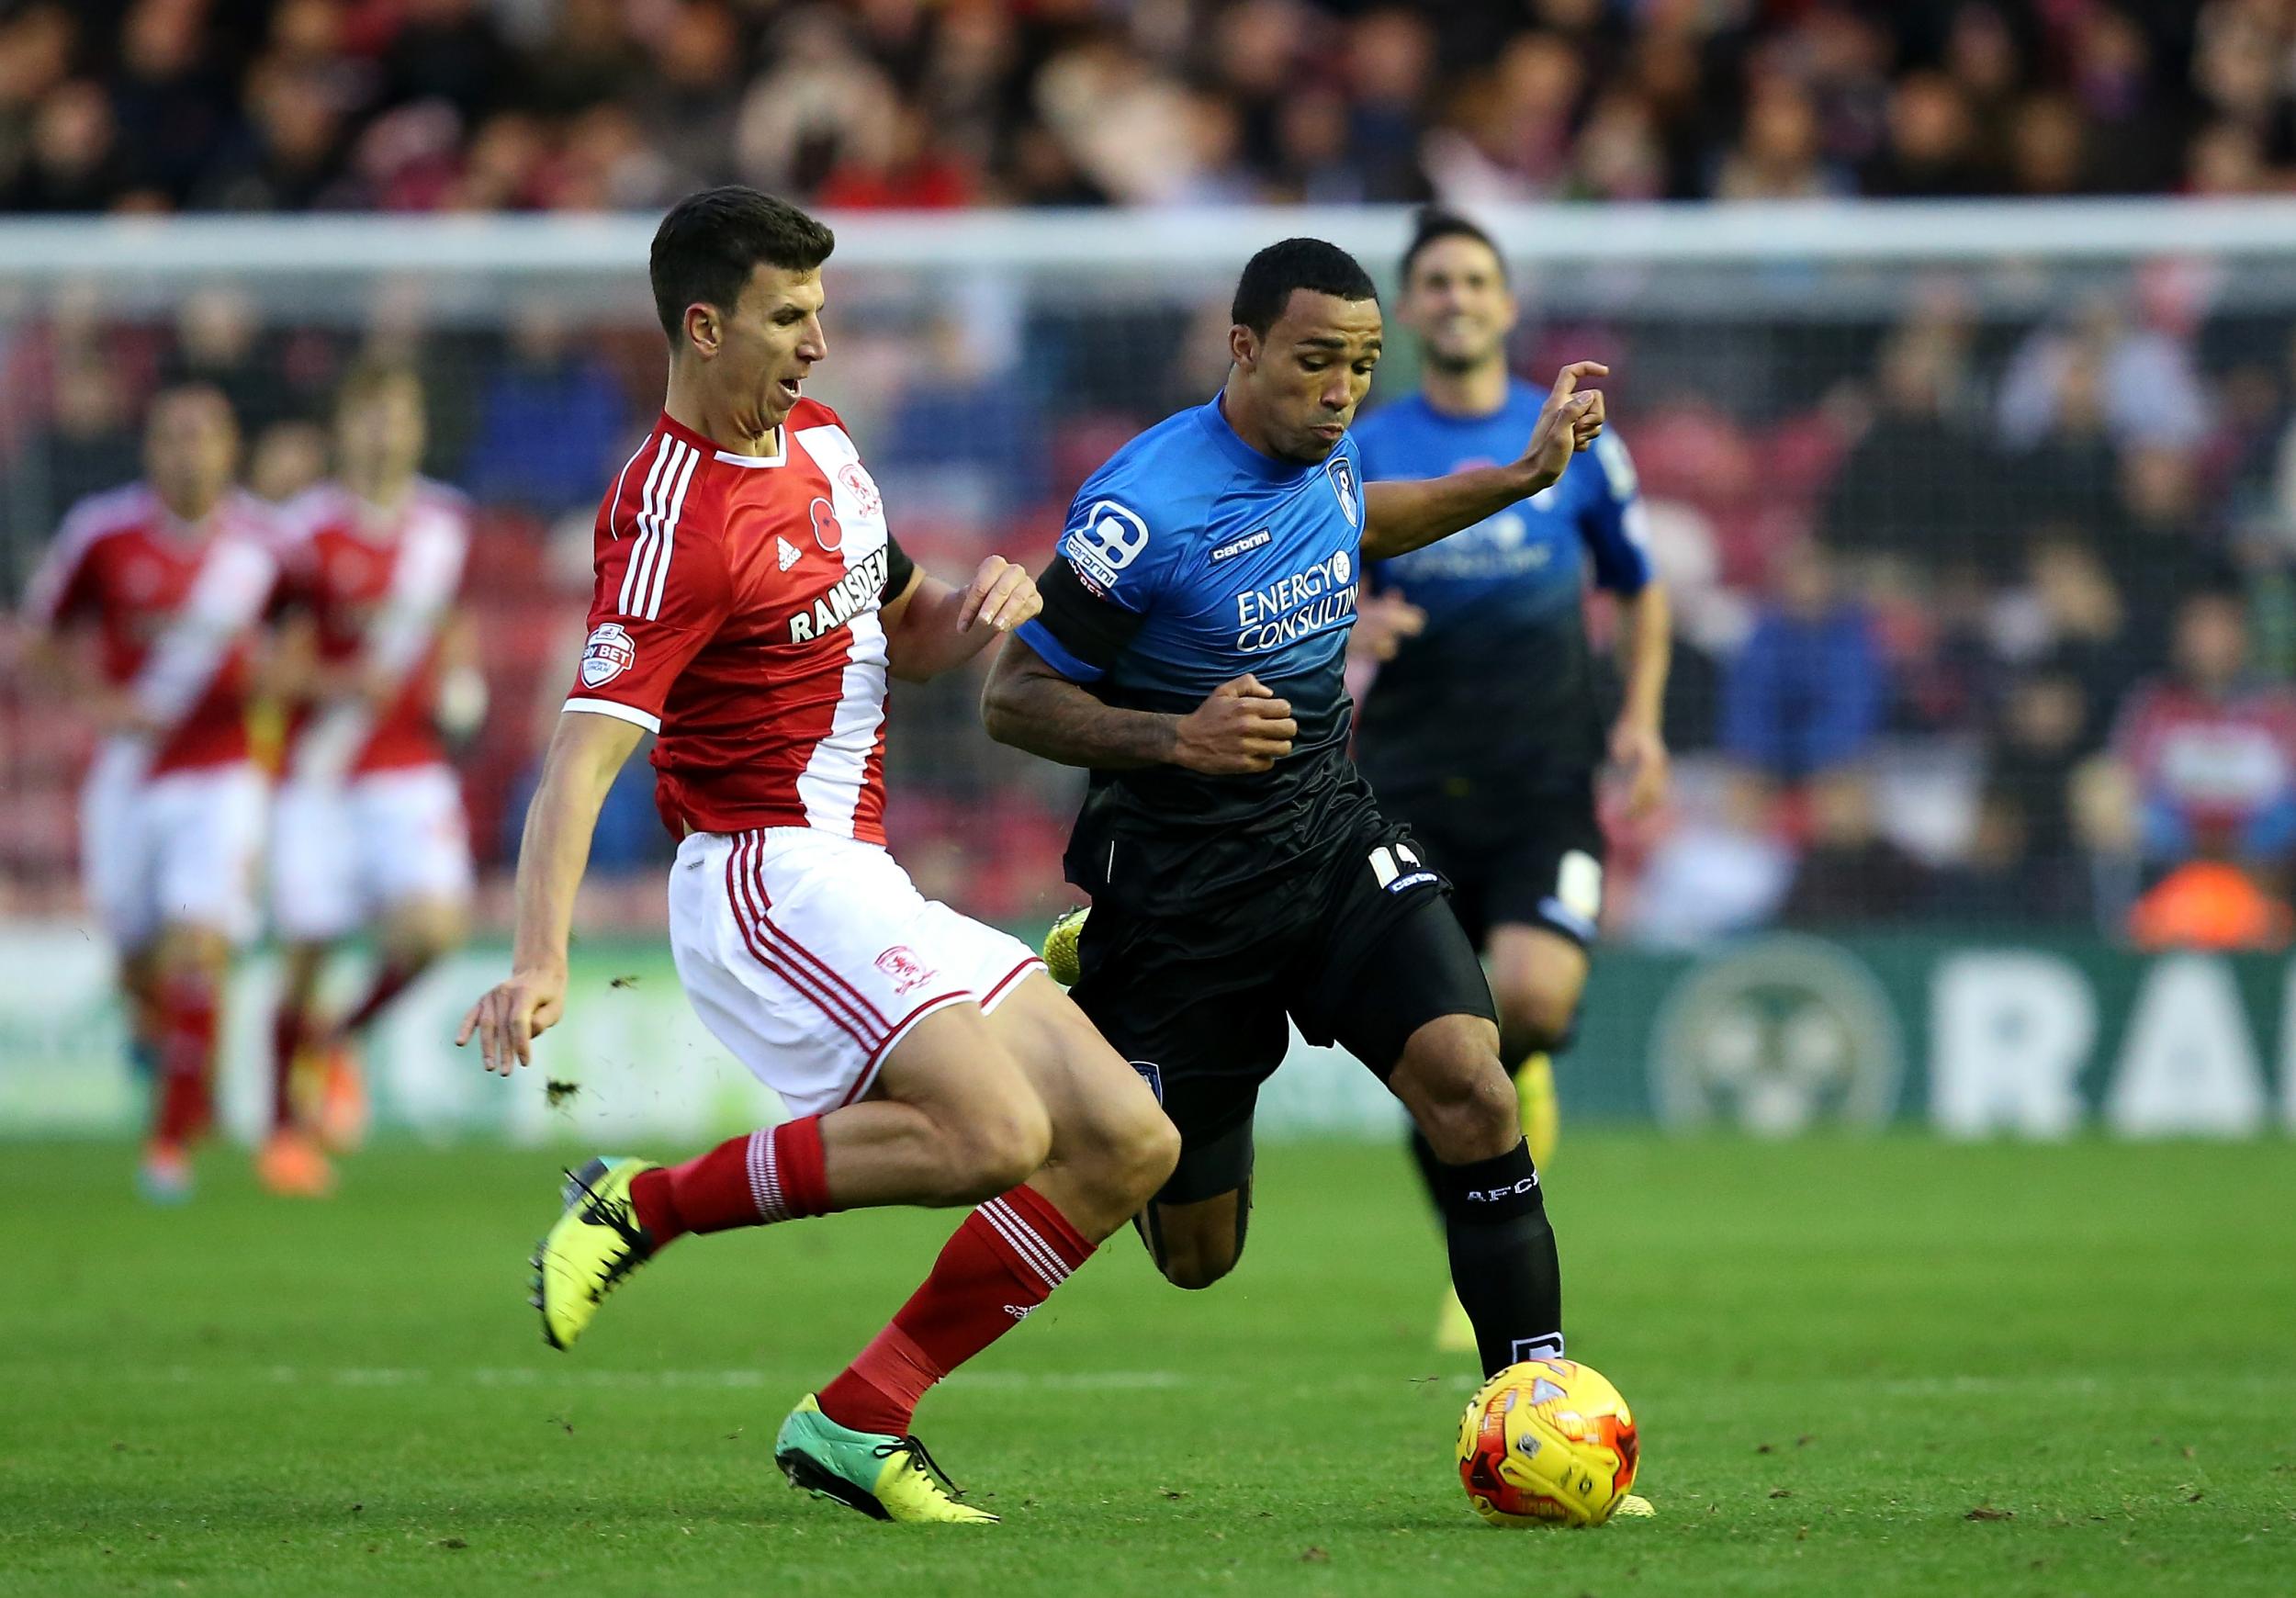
[531,1156,660,1351]
[775,1395,999,1524]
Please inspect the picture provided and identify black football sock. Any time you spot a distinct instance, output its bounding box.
[1428,1137,1562,1377]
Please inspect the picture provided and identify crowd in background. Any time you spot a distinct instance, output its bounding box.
[13,251,2296,948]
[11,0,2296,947]
[8,1,2296,215]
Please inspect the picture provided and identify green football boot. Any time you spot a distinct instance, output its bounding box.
[774,1394,998,1525]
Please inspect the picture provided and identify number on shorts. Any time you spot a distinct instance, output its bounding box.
[1368,841,1423,888]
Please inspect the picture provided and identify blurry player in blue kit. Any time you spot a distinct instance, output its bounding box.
[1351,210,1672,1352]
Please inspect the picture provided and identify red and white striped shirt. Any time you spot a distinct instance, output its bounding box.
[22,483,276,775]
[272,477,470,778]
[565,404,913,841]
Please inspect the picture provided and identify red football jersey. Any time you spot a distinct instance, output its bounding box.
[564,404,915,841]
[2113,681,2296,839]
[22,483,276,774]
[273,477,470,778]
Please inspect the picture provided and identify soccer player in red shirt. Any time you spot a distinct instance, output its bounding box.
[262,362,483,1196]
[456,187,1178,1525]
[20,384,276,1202]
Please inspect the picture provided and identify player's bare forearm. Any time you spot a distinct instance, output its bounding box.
[23,631,151,734]
[507,709,645,973]
[1361,466,1550,561]
[882,558,1041,682]
[1616,580,1671,733]
[982,637,1177,771]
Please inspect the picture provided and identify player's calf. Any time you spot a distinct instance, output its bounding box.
[1390,1014,1565,1376]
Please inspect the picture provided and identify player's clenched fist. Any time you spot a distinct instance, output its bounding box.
[959,556,1041,633]
[456,967,567,1075]
[1173,674,1298,775]
[1520,360,1609,487]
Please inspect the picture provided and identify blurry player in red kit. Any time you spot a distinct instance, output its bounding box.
[261,361,485,1197]
[19,385,276,1202]
[457,187,1176,1522]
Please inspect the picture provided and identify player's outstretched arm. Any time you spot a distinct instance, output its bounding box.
[984,636,1298,774]
[879,557,1041,682]
[456,708,644,1075]
[1361,361,1609,560]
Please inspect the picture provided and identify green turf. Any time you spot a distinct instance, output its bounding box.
[8,1134,2295,1597]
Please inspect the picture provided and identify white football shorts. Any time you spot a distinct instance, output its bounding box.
[82,760,267,951]
[271,765,474,942]
[668,827,1042,1118]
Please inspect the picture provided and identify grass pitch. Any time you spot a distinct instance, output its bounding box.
[9,1134,2294,1597]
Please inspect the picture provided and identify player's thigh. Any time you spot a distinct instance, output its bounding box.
[354,768,474,941]
[976,969,1175,1178]
[81,758,160,952]
[667,827,1033,1125]
[149,766,266,951]
[271,780,360,945]
[872,1000,1051,1184]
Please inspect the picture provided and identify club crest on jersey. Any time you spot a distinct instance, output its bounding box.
[580,622,636,687]
[787,546,890,642]
[810,496,844,552]
[838,462,883,521]
[873,945,936,995]
[1325,455,1360,528]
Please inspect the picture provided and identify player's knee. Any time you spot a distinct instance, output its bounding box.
[1116,1109,1183,1208]
[1154,1231,1239,1291]
[1404,1046,1520,1165]
[1495,982,1578,1058]
[948,1097,1054,1198]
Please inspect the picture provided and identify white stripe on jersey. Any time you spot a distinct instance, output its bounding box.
[617,440,676,614]
[644,444,699,622]
[791,425,890,838]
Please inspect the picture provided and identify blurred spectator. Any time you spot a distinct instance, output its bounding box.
[1824,315,1987,572]
[1778,770,1931,927]
[2110,590,2296,875]
[1627,769,1794,948]
[1723,546,1889,786]
[463,307,634,516]
[2127,858,2294,950]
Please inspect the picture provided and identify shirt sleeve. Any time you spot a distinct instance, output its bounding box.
[1015,487,1174,683]
[21,522,106,628]
[881,528,916,603]
[1578,432,1654,596]
[562,523,733,734]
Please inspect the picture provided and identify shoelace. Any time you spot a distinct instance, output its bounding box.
[561,1166,653,1294]
[870,1435,971,1502]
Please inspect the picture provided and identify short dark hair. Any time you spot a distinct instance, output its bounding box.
[1400,208,1504,286]
[649,186,835,343]
[1231,238,1378,337]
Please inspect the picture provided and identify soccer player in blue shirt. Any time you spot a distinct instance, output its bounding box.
[985,239,1615,1389]
[1351,209,1672,1354]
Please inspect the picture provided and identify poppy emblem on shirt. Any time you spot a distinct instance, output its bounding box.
[838,462,882,521]
[580,622,636,687]
[810,496,844,553]
[1325,455,1359,528]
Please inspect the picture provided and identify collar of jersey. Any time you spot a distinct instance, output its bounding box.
[1194,394,1312,483]
[657,411,785,467]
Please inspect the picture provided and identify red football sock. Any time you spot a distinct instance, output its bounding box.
[818,1183,1094,1437]
[269,1006,309,1131]
[152,973,219,1148]
[340,958,422,1036]
[628,1116,835,1244]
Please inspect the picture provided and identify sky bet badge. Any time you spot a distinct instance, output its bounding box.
[1325,455,1359,528]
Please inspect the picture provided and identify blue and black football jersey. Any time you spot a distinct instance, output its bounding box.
[1018,395,1379,907]
[1352,380,1652,801]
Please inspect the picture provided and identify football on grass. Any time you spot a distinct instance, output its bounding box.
[1458,1357,1639,1527]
